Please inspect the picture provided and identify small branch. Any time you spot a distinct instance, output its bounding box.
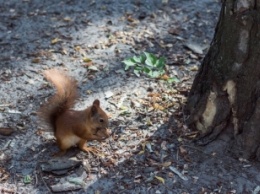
[36,163,52,193]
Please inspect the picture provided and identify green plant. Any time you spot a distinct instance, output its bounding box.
[123,52,167,78]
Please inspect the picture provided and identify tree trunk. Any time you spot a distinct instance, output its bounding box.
[185,0,260,161]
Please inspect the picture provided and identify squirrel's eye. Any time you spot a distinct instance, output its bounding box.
[99,118,104,123]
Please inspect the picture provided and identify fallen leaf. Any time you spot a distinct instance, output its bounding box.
[88,66,99,71]
[161,161,172,167]
[131,100,142,108]
[190,65,199,71]
[253,186,260,194]
[74,45,82,51]
[95,190,101,194]
[127,16,135,23]
[168,28,180,35]
[162,0,168,4]
[184,131,198,139]
[184,42,205,55]
[61,48,68,55]
[86,90,93,94]
[160,74,169,80]
[135,175,142,179]
[134,178,141,183]
[148,93,161,98]
[83,57,92,63]
[146,117,153,126]
[63,17,72,22]
[166,44,173,48]
[103,159,116,167]
[6,109,21,114]
[51,38,62,45]
[154,176,165,184]
[179,146,188,155]
[138,142,146,155]
[31,58,40,63]
[0,168,9,182]
[153,103,164,111]
[161,141,167,150]
[67,177,86,187]
[0,128,14,136]
[146,142,153,152]
[105,91,114,99]
[177,137,183,142]
[51,182,82,192]
[138,150,145,155]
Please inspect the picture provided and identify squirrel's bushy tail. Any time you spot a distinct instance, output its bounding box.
[39,69,78,131]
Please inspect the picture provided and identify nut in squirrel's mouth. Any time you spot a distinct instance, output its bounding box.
[93,128,111,141]
[96,136,108,142]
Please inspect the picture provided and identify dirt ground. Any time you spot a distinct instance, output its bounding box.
[0,0,259,193]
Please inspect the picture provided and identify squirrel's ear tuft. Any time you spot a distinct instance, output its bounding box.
[93,99,100,107]
[91,104,98,115]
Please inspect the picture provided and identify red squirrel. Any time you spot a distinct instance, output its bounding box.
[38,69,110,156]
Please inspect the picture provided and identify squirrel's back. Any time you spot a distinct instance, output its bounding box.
[39,69,79,131]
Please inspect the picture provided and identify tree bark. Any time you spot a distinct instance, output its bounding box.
[185,0,260,161]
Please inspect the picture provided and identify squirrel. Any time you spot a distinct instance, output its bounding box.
[38,68,110,156]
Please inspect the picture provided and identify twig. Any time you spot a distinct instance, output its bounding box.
[169,166,188,181]
[176,147,179,162]
[181,144,218,156]
[36,163,52,194]
[0,104,11,107]
[3,140,12,150]
[34,169,38,186]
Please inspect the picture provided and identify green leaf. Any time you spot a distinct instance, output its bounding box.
[148,70,162,78]
[134,69,140,77]
[155,57,166,69]
[134,65,143,71]
[142,66,151,74]
[144,52,157,67]
[123,58,137,70]
[133,54,146,64]
[24,175,32,184]
[122,52,168,79]
[140,54,146,63]
[167,77,180,83]
[119,111,131,116]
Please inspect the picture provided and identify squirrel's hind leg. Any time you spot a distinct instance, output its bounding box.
[52,138,70,157]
